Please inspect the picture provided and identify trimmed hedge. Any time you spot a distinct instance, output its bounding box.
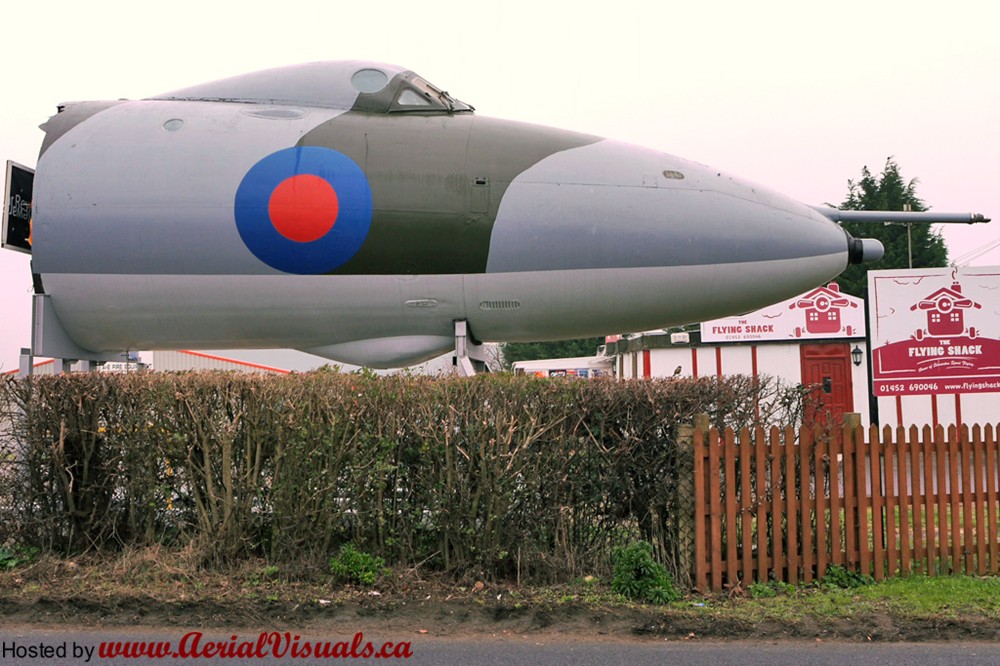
[0,371,802,583]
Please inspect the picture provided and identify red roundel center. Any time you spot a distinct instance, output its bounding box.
[268,174,339,243]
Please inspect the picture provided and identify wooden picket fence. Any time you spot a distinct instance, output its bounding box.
[693,421,1000,591]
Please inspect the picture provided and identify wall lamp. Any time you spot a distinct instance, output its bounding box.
[851,345,863,367]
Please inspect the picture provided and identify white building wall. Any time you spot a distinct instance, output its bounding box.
[754,345,801,383]
[615,340,874,425]
[694,347,719,377]
[648,347,687,377]
[877,393,1000,430]
[151,348,467,376]
[623,338,1000,429]
[153,350,290,374]
[714,346,754,377]
[852,346,872,425]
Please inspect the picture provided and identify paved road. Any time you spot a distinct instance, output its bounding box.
[1,626,998,665]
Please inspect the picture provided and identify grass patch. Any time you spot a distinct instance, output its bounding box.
[849,576,1000,619]
[665,574,1000,628]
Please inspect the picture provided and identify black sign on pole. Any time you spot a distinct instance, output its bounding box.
[3,160,34,254]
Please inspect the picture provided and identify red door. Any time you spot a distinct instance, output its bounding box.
[800,344,854,427]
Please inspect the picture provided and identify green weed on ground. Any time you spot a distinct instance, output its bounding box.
[329,544,388,586]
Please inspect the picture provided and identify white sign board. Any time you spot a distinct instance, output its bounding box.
[702,283,866,343]
[868,267,1000,396]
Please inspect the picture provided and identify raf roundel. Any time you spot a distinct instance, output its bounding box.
[235,146,373,274]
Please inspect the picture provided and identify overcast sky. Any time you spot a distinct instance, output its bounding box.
[2,0,998,372]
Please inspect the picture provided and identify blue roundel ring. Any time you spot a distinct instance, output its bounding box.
[234,146,373,274]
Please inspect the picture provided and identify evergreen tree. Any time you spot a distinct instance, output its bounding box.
[834,157,948,297]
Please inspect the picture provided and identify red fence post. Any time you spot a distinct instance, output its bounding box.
[755,426,769,584]
[883,425,898,579]
[815,430,829,579]
[770,426,784,583]
[693,419,708,592]
[900,425,916,576]
[869,425,885,581]
[985,425,999,574]
[709,428,723,591]
[800,427,815,584]
[829,425,843,568]
[739,427,754,586]
[725,428,738,587]
[785,425,798,585]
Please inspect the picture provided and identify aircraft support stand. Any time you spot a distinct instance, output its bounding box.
[453,320,488,376]
[24,294,129,376]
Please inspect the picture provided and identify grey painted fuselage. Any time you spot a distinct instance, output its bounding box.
[32,61,862,367]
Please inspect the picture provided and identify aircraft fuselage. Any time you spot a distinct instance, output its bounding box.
[31,61,864,367]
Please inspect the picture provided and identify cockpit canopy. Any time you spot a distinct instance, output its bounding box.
[150,60,474,115]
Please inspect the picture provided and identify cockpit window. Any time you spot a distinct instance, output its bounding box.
[351,68,389,93]
[150,61,473,115]
[389,75,473,114]
[396,89,432,106]
[336,66,475,115]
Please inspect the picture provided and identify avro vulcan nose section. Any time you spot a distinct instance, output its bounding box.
[21,61,941,368]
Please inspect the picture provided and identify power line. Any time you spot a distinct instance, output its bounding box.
[953,235,1000,266]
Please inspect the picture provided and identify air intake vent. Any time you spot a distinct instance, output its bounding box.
[479,300,521,311]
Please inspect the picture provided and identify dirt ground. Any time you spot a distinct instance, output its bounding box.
[2,553,999,642]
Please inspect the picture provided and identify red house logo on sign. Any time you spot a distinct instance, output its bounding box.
[789,283,858,337]
[909,281,981,340]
